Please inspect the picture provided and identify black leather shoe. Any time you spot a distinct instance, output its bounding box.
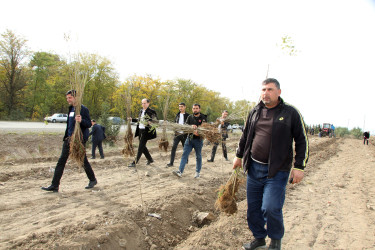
[41,185,59,192]
[207,159,214,162]
[268,239,281,250]
[128,162,136,167]
[100,157,104,159]
[166,163,173,168]
[242,238,266,250]
[85,180,97,189]
[146,160,154,165]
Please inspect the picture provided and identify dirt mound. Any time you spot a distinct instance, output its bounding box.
[1,133,374,249]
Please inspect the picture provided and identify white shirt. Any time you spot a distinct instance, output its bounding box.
[139,110,146,129]
[179,113,185,125]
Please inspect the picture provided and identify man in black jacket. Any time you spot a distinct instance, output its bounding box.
[207,110,230,162]
[173,104,207,178]
[233,78,309,250]
[41,90,97,192]
[166,102,190,167]
[128,98,158,167]
[89,119,105,159]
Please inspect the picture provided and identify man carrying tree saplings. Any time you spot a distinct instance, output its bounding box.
[232,78,309,250]
[128,98,158,167]
[41,90,97,192]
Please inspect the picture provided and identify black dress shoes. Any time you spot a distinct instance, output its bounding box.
[207,159,214,162]
[41,185,59,192]
[85,180,97,189]
[146,160,154,165]
[128,162,136,167]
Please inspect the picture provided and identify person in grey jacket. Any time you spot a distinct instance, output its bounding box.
[89,119,105,159]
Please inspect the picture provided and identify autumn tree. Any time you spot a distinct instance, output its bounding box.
[0,30,30,118]
[80,53,119,119]
[26,51,63,119]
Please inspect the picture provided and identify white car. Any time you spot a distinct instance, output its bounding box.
[44,113,68,123]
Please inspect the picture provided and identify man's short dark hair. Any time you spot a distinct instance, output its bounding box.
[262,78,280,89]
[222,110,228,113]
[91,119,96,122]
[179,102,186,106]
[193,103,200,108]
[66,89,76,96]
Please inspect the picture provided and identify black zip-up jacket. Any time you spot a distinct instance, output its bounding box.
[174,112,190,124]
[236,98,309,178]
[186,113,207,139]
[174,111,190,135]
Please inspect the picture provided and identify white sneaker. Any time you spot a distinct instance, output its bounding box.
[194,172,200,178]
[173,170,182,178]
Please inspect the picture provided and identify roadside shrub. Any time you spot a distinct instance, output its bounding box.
[9,109,26,120]
[335,127,350,137]
[350,127,363,139]
[98,103,121,146]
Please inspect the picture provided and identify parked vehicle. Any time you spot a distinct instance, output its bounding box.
[232,124,240,129]
[44,113,68,123]
[108,116,124,125]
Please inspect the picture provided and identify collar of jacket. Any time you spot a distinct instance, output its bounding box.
[255,97,284,110]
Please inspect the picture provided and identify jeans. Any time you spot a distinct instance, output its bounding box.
[179,137,203,174]
[92,140,104,158]
[169,134,187,165]
[246,158,289,240]
[52,140,96,187]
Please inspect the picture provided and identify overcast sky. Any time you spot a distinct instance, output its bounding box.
[1,0,375,133]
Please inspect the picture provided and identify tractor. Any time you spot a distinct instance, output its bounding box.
[320,123,333,137]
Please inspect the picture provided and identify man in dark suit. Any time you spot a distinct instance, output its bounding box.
[41,90,97,192]
[89,119,105,159]
[128,98,158,167]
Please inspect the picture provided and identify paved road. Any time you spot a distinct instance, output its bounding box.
[0,121,129,133]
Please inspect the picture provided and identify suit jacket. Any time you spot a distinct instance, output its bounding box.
[133,107,158,140]
[89,124,105,143]
[64,104,92,143]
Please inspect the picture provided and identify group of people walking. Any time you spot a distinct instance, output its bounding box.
[40,78,310,250]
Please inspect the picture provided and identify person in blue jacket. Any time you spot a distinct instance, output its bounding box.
[89,119,106,159]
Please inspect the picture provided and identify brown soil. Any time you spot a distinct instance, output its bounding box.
[0,132,374,249]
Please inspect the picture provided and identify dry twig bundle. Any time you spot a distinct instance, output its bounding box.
[158,96,170,152]
[69,57,89,167]
[123,92,135,157]
[199,123,221,143]
[215,168,245,214]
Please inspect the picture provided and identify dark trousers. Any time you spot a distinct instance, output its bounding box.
[210,137,227,161]
[52,140,96,187]
[364,137,369,145]
[169,134,187,165]
[92,140,104,158]
[135,130,153,163]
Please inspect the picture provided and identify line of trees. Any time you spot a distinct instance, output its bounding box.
[0,30,254,124]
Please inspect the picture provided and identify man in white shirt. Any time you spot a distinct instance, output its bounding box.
[166,103,190,167]
[128,99,158,167]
